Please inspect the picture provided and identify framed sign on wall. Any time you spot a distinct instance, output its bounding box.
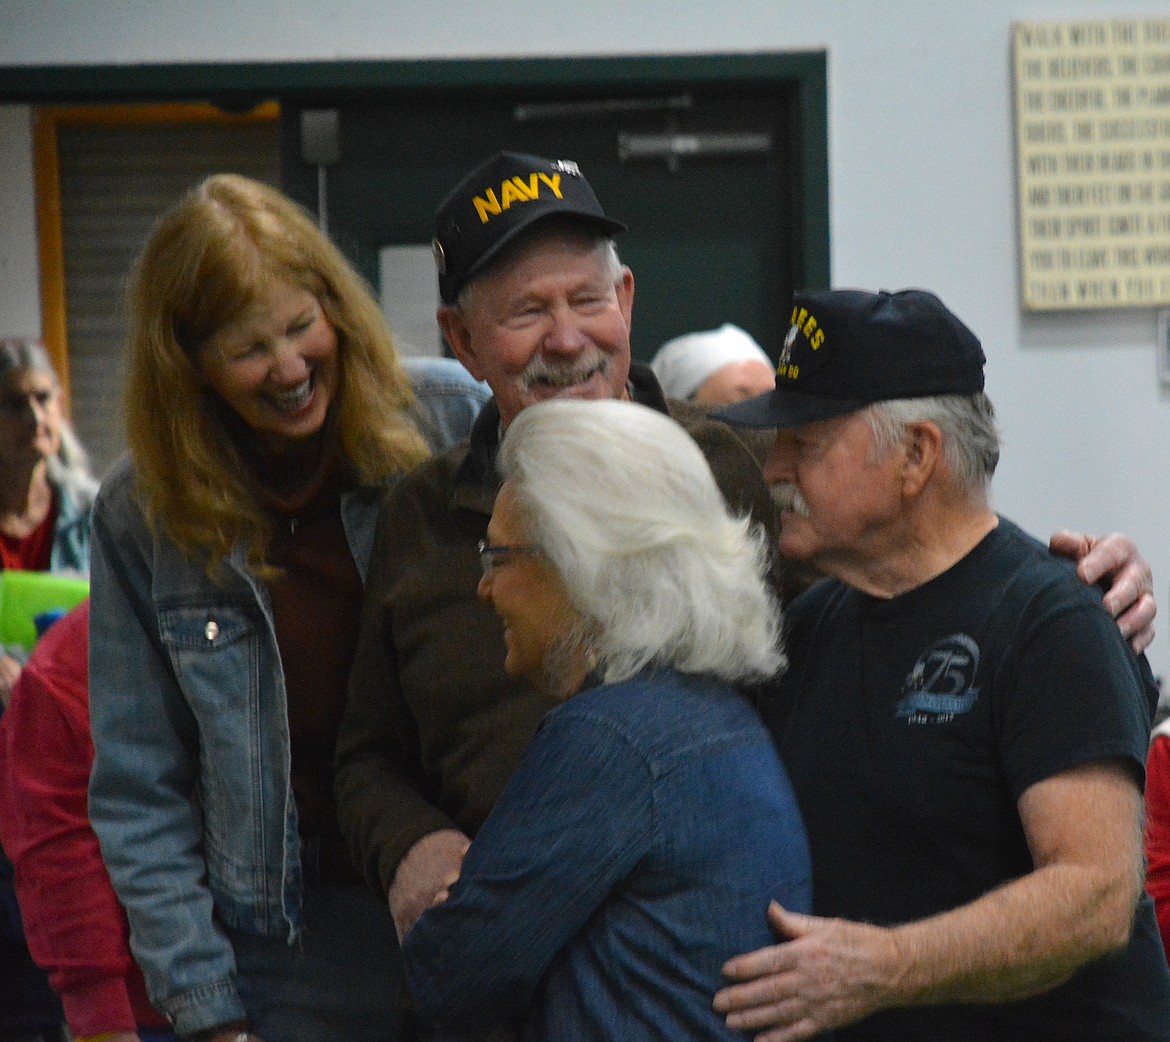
[1014,17,1170,310]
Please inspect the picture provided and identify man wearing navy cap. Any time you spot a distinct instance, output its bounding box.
[335,152,783,958]
[713,289,1170,1041]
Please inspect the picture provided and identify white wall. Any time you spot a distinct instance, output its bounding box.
[3,0,1169,681]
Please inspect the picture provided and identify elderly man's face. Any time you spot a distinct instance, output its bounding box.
[763,411,905,573]
[439,232,634,428]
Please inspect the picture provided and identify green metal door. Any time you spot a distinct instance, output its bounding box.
[281,54,828,364]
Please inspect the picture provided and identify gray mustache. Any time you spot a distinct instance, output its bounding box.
[521,351,609,391]
[770,482,810,519]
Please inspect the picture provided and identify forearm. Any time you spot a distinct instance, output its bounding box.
[403,711,651,1025]
[401,831,558,1025]
[889,765,1145,1009]
[718,854,1144,1042]
[884,858,1140,1009]
[404,911,528,1027]
[90,742,245,1036]
[31,848,164,1037]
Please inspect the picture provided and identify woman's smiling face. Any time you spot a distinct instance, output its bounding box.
[199,280,340,453]
[478,482,584,688]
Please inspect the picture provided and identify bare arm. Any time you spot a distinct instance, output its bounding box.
[1050,531,1155,653]
[714,761,1144,1041]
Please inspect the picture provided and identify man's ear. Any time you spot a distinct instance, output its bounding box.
[437,306,484,381]
[617,266,635,331]
[901,421,943,497]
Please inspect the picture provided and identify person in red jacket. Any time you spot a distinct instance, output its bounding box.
[1146,713,1170,961]
[0,600,174,1042]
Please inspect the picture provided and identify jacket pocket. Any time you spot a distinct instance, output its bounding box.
[158,603,267,875]
[158,604,259,714]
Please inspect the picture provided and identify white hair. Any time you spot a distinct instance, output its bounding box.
[497,398,785,686]
[864,393,1000,497]
[0,337,97,495]
[456,220,624,313]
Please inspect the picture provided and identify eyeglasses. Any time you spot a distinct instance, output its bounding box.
[477,540,541,577]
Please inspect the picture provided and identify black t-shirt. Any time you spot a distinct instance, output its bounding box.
[766,517,1170,1041]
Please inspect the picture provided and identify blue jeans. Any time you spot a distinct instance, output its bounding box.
[228,883,405,1042]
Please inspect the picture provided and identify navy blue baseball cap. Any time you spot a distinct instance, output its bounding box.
[716,289,986,429]
[432,151,626,305]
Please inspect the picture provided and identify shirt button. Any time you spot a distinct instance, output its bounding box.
[204,619,219,642]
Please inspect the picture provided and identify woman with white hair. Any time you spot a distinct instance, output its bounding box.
[402,398,811,1041]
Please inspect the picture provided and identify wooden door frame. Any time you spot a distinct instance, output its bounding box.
[29,101,279,409]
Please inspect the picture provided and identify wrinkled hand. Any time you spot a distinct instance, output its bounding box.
[1050,531,1155,653]
[389,828,470,941]
[0,654,21,711]
[713,902,899,1042]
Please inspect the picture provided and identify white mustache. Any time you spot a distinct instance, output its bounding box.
[521,350,608,392]
[770,482,811,519]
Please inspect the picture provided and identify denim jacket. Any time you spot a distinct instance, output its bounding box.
[402,668,813,1040]
[47,462,98,574]
[88,358,488,1037]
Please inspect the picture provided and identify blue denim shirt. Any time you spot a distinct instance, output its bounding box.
[403,668,813,1041]
[88,358,488,1037]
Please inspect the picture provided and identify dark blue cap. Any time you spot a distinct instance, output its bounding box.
[432,151,626,305]
[716,289,986,429]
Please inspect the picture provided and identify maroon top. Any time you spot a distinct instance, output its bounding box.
[0,494,57,572]
[261,451,364,886]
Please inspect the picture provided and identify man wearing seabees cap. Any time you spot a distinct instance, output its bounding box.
[712,288,1170,1041]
